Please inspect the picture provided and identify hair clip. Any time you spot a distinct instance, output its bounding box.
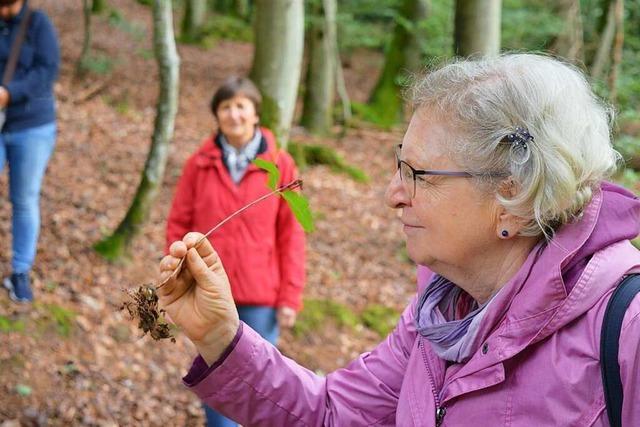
[502,127,534,165]
[503,127,534,150]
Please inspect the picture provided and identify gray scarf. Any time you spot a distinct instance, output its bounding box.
[415,275,496,362]
[219,128,262,184]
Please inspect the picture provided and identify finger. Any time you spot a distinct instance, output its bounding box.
[193,236,217,260]
[157,261,193,300]
[185,247,216,288]
[169,240,188,258]
[159,270,172,283]
[159,255,180,272]
[185,235,219,267]
[183,232,206,248]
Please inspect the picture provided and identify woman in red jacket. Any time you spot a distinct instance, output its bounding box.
[166,76,305,427]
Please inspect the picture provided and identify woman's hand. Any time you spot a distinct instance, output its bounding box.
[277,306,297,328]
[158,232,240,365]
[0,87,10,108]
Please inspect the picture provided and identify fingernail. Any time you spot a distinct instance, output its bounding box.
[188,248,197,260]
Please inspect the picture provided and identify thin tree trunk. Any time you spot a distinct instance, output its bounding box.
[301,0,337,135]
[608,0,624,104]
[550,0,584,62]
[76,0,92,76]
[181,0,207,41]
[94,0,180,260]
[335,49,352,128]
[590,0,617,80]
[250,0,304,148]
[454,0,501,57]
[233,0,250,20]
[368,0,430,127]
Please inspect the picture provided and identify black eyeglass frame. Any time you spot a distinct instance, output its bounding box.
[394,144,507,198]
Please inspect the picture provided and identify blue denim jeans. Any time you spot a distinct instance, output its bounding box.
[0,122,56,274]
[204,305,279,427]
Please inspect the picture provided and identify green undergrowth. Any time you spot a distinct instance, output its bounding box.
[287,142,369,183]
[350,102,399,130]
[41,304,77,337]
[94,233,131,263]
[76,54,115,76]
[178,14,253,46]
[0,315,26,333]
[0,303,77,338]
[293,298,400,339]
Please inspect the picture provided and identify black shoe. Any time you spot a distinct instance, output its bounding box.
[3,272,33,303]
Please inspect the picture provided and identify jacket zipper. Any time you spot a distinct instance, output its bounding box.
[420,339,447,426]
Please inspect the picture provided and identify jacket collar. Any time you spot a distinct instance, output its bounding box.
[419,182,640,400]
[4,0,28,25]
[195,126,281,170]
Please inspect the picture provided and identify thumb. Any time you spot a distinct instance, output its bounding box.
[186,248,215,288]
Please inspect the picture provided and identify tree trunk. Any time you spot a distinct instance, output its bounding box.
[250,0,304,148]
[550,0,584,63]
[590,0,617,80]
[367,0,430,127]
[301,0,337,135]
[608,0,624,104]
[454,0,501,57]
[214,0,250,18]
[335,49,352,129]
[94,0,180,260]
[92,0,107,14]
[181,0,207,41]
[233,0,251,20]
[76,0,92,76]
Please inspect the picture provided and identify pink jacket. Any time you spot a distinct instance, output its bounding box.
[184,182,640,426]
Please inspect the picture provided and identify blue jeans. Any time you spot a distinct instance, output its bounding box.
[0,122,56,274]
[204,305,279,427]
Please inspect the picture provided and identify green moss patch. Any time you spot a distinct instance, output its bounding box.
[40,304,77,337]
[293,298,401,339]
[0,315,26,333]
[293,299,359,337]
[361,305,400,338]
[287,142,369,183]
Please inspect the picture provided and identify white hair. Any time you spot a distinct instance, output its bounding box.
[410,53,621,237]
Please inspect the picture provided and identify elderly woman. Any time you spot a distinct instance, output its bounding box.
[165,76,305,427]
[159,54,640,426]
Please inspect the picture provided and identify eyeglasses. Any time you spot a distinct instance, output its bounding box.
[394,144,475,198]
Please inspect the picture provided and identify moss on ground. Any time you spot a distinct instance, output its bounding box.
[361,305,400,338]
[293,298,401,339]
[94,232,130,262]
[0,315,26,333]
[287,142,369,183]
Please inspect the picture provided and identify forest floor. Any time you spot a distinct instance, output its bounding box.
[0,1,417,425]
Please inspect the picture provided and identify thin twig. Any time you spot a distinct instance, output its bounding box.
[156,179,302,289]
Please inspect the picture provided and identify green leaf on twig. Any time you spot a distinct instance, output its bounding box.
[253,158,280,190]
[253,158,314,233]
[282,190,315,233]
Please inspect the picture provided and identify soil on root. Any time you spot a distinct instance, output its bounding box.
[120,285,175,342]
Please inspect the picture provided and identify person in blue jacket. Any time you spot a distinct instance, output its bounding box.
[0,0,59,303]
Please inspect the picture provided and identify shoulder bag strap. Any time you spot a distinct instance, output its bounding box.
[2,7,32,86]
[601,273,640,427]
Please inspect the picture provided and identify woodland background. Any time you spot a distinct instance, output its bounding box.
[0,0,638,425]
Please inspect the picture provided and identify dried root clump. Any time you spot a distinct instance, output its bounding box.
[120,284,175,342]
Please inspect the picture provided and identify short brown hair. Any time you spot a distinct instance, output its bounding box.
[210,76,262,118]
